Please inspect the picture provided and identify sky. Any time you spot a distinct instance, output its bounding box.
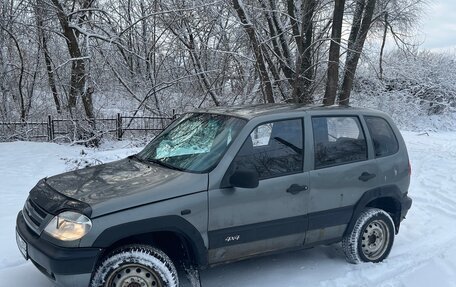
[419,0,456,51]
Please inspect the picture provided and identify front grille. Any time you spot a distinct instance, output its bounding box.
[23,198,51,235]
[29,199,47,218]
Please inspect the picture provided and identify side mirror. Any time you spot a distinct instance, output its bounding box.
[229,169,259,189]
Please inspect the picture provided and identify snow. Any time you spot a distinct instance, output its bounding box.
[91,247,178,287]
[1,132,456,286]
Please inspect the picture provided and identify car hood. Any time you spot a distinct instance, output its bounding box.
[38,158,207,217]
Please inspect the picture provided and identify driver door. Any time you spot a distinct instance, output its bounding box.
[207,118,310,264]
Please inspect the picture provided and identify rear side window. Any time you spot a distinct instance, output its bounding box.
[365,116,399,157]
[312,116,367,169]
[232,119,303,179]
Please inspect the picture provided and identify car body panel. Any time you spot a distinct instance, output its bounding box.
[82,191,209,250]
[207,172,310,264]
[44,158,208,218]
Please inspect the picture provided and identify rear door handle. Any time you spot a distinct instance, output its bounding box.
[359,172,376,182]
[287,184,308,195]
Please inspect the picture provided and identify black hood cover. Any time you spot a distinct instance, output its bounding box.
[29,179,92,216]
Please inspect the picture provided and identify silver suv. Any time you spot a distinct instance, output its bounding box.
[16,104,412,287]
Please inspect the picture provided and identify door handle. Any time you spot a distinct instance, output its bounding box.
[287,184,308,195]
[358,172,376,182]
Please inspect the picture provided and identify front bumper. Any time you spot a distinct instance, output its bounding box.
[16,211,102,286]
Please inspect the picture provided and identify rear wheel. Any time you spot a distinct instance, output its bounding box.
[91,245,179,287]
[342,208,395,264]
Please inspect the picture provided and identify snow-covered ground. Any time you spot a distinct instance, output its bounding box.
[0,132,455,286]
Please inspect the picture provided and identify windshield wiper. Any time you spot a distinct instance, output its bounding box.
[128,154,150,165]
[147,158,185,172]
[129,154,185,172]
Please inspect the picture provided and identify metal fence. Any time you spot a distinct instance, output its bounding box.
[0,113,176,142]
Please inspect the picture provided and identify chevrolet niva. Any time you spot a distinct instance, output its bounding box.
[16,104,412,287]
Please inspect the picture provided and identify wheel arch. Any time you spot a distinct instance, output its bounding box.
[91,215,208,268]
[345,185,403,236]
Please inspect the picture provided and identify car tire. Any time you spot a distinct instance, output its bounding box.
[342,208,395,264]
[91,244,179,287]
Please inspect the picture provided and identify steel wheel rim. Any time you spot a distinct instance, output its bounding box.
[361,219,390,261]
[106,264,163,287]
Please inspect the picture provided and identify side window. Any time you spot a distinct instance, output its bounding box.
[232,119,303,179]
[312,116,367,169]
[365,116,399,157]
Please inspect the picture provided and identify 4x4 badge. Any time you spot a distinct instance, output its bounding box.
[225,235,240,242]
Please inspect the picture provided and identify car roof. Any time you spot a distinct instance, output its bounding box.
[196,103,374,120]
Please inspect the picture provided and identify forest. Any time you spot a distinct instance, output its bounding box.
[1,0,455,143]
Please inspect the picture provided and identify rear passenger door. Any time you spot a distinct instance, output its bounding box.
[306,115,378,245]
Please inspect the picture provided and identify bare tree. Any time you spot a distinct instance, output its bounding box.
[231,0,274,103]
[376,0,425,79]
[35,0,61,114]
[50,0,94,119]
[339,0,377,105]
[323,0,346,105]
[290,0,317,104]
[0,26,26,120]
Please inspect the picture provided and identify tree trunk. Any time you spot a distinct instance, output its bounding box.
[82,86,95,120]
[379,12,388,80]
[323,0,346,106]
[260,0,294,88]
[51,0,98,146]
[231,0,274,103]
[0,0,7,120]
[35,0,61,114]
[0,26,26,121]
[292,0,316,104]
[51,0,84,110]
[287,0,302,54]
[268,0,294,84]
[187,32,220,106]
[51,0,94,120]
[339,0,376,105]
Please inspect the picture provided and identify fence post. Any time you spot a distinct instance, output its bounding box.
[116,113,123,140]
[47,115,54,141]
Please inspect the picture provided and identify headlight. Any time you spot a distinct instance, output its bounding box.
[44,211,92,241]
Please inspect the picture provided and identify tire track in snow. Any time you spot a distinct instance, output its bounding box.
[319,230,456,287]
[319,133,456,286]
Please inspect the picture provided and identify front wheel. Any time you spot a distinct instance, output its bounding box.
[342,208,395,264]
[91,245,179,287]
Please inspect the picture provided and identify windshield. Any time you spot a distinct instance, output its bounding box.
[137,113,246,173]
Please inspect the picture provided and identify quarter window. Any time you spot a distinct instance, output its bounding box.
[232,119,303,179]
[312,116,367,168]
[365,116,399,157]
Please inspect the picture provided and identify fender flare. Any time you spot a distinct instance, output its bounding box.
[92,215,208,267]
[345,185,403,236]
